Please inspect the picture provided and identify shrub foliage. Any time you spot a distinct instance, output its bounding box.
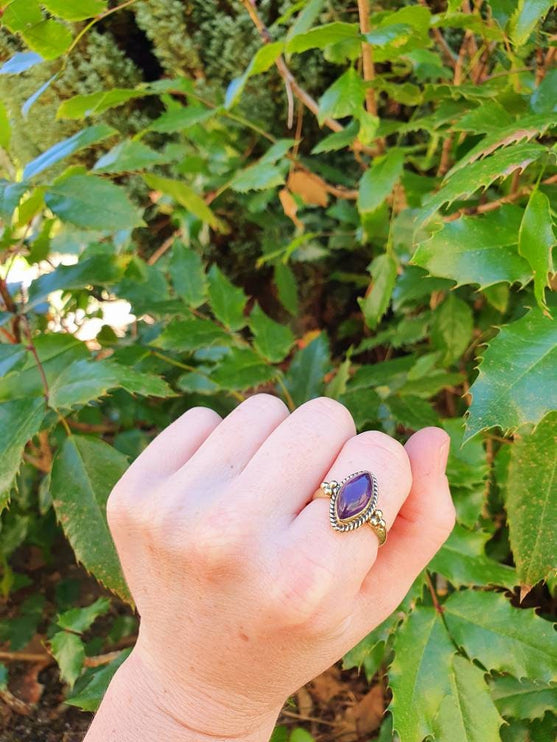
[0,1,556,739]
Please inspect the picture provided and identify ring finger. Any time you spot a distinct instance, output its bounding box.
[286,430,413,605]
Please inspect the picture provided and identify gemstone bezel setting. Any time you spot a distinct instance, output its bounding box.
[322,470,379,532]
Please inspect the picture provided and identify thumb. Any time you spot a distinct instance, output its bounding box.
[354,427,455,623]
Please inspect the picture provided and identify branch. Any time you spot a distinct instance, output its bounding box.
[357,0,377,116]
[238,0,343,134]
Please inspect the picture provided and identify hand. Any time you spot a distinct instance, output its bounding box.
[86,395,454,741]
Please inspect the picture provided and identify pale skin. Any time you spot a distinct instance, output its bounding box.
[85,394,455,742]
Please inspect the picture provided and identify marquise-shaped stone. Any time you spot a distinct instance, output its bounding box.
[336,472,373,521]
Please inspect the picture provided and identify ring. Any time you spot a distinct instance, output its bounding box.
[314,470,387,545]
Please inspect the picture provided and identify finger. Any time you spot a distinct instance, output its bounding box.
[237,397,356,518]
[173,394,290,487]
[286,431,412,605]
[117,405,223,491]
[351,427,454,632]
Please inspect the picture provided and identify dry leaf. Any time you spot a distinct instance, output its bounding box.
[279,187,303,229]
[287,170,329,207]
[335,683,384,740]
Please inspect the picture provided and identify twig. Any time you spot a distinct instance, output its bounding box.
[238,0,343,135]
[280,709,336,727]
[425,571,444,614]
[444,174,557,220]
[357,0,377,116]
[147,230,182,265]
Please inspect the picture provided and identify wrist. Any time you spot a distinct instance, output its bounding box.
[85,647,281,742]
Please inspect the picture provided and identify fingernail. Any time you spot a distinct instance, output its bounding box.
[437,439,450,475]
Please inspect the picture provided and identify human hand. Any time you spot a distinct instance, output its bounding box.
[86,395,454,741]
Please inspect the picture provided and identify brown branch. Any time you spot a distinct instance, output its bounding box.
[357,0,377,116]
[425,571,444,614]
[239,0,343,135]
[444,174,557,221]
[68,419,118,434]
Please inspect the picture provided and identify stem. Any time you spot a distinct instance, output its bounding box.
[425,571,444,614]
[66,0,139,58]
[276,374,296,412]
[151,351,246,403]
[357,0,377,116]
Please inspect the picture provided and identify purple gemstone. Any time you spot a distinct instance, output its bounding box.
[336,472,373,520]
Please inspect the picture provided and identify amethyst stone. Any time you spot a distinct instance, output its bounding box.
[336,472,373,521]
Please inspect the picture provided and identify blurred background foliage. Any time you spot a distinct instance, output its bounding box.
[0,1,556,740]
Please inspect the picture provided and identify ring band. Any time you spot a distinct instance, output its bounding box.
[314,470,387,545]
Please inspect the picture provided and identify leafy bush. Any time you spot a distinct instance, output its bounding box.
[0,1,556,739]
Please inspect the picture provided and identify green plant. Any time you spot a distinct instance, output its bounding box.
[0,1,555,739]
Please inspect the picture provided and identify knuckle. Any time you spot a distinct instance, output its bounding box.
[303,397,356,436]
[185,503,251,574]
[354,430,412,483]
[268,551,334,625]
[242,393,290,418]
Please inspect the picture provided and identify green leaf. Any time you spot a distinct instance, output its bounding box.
[143,173,220,230]
[286,0,326,40]
[225,42,284,109]
[311,120,360,154]
[48,359,172,410]
[0,180,29,220]
[56,597,110,634]
[506,412,557,589]
[177,370,220,395]
[490,675,557,721]
[384,394,440,430]
[93,139,166,174]
[430,524,516,588]
[389,606,455,742]
[0,398,45,509]
[284,333,330,407]
[443,590,557,683]
[0,664,7,691]
[207,264,247,331]
[66,648,131,712]
[286,22,360,54]
[371,6,431,62]
[21,18,73,60]
[433,655,504,742]
[2,0,43,32]
[358,253,397,329]
[41,0,107,21]
[0,334,88,403]
[510,0,553,47]
[421,143,547,220]
[443,419,488,527]
[466,307,557,439]
[230,162,285,193]
[57,88,146,119]
[28,254,124,307]
[357,149,404,214]
[50,436,130,601]
[450,115,555,173]
[412,207,531,290]
[153,317,230,352]
[149,105,215,133]
[169,242,207,308]
[0,594,45,650]
[430,293,474,364]
[249,303,294,363]
[50,631,85,688]
[325,353,352,401]
[318,68,365,125]
[0,345,27,376]
[518,189,555,314]
[274,262,299,315]
[289,730,315,742]
[211,348,277,390]
[44,175,143,231]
